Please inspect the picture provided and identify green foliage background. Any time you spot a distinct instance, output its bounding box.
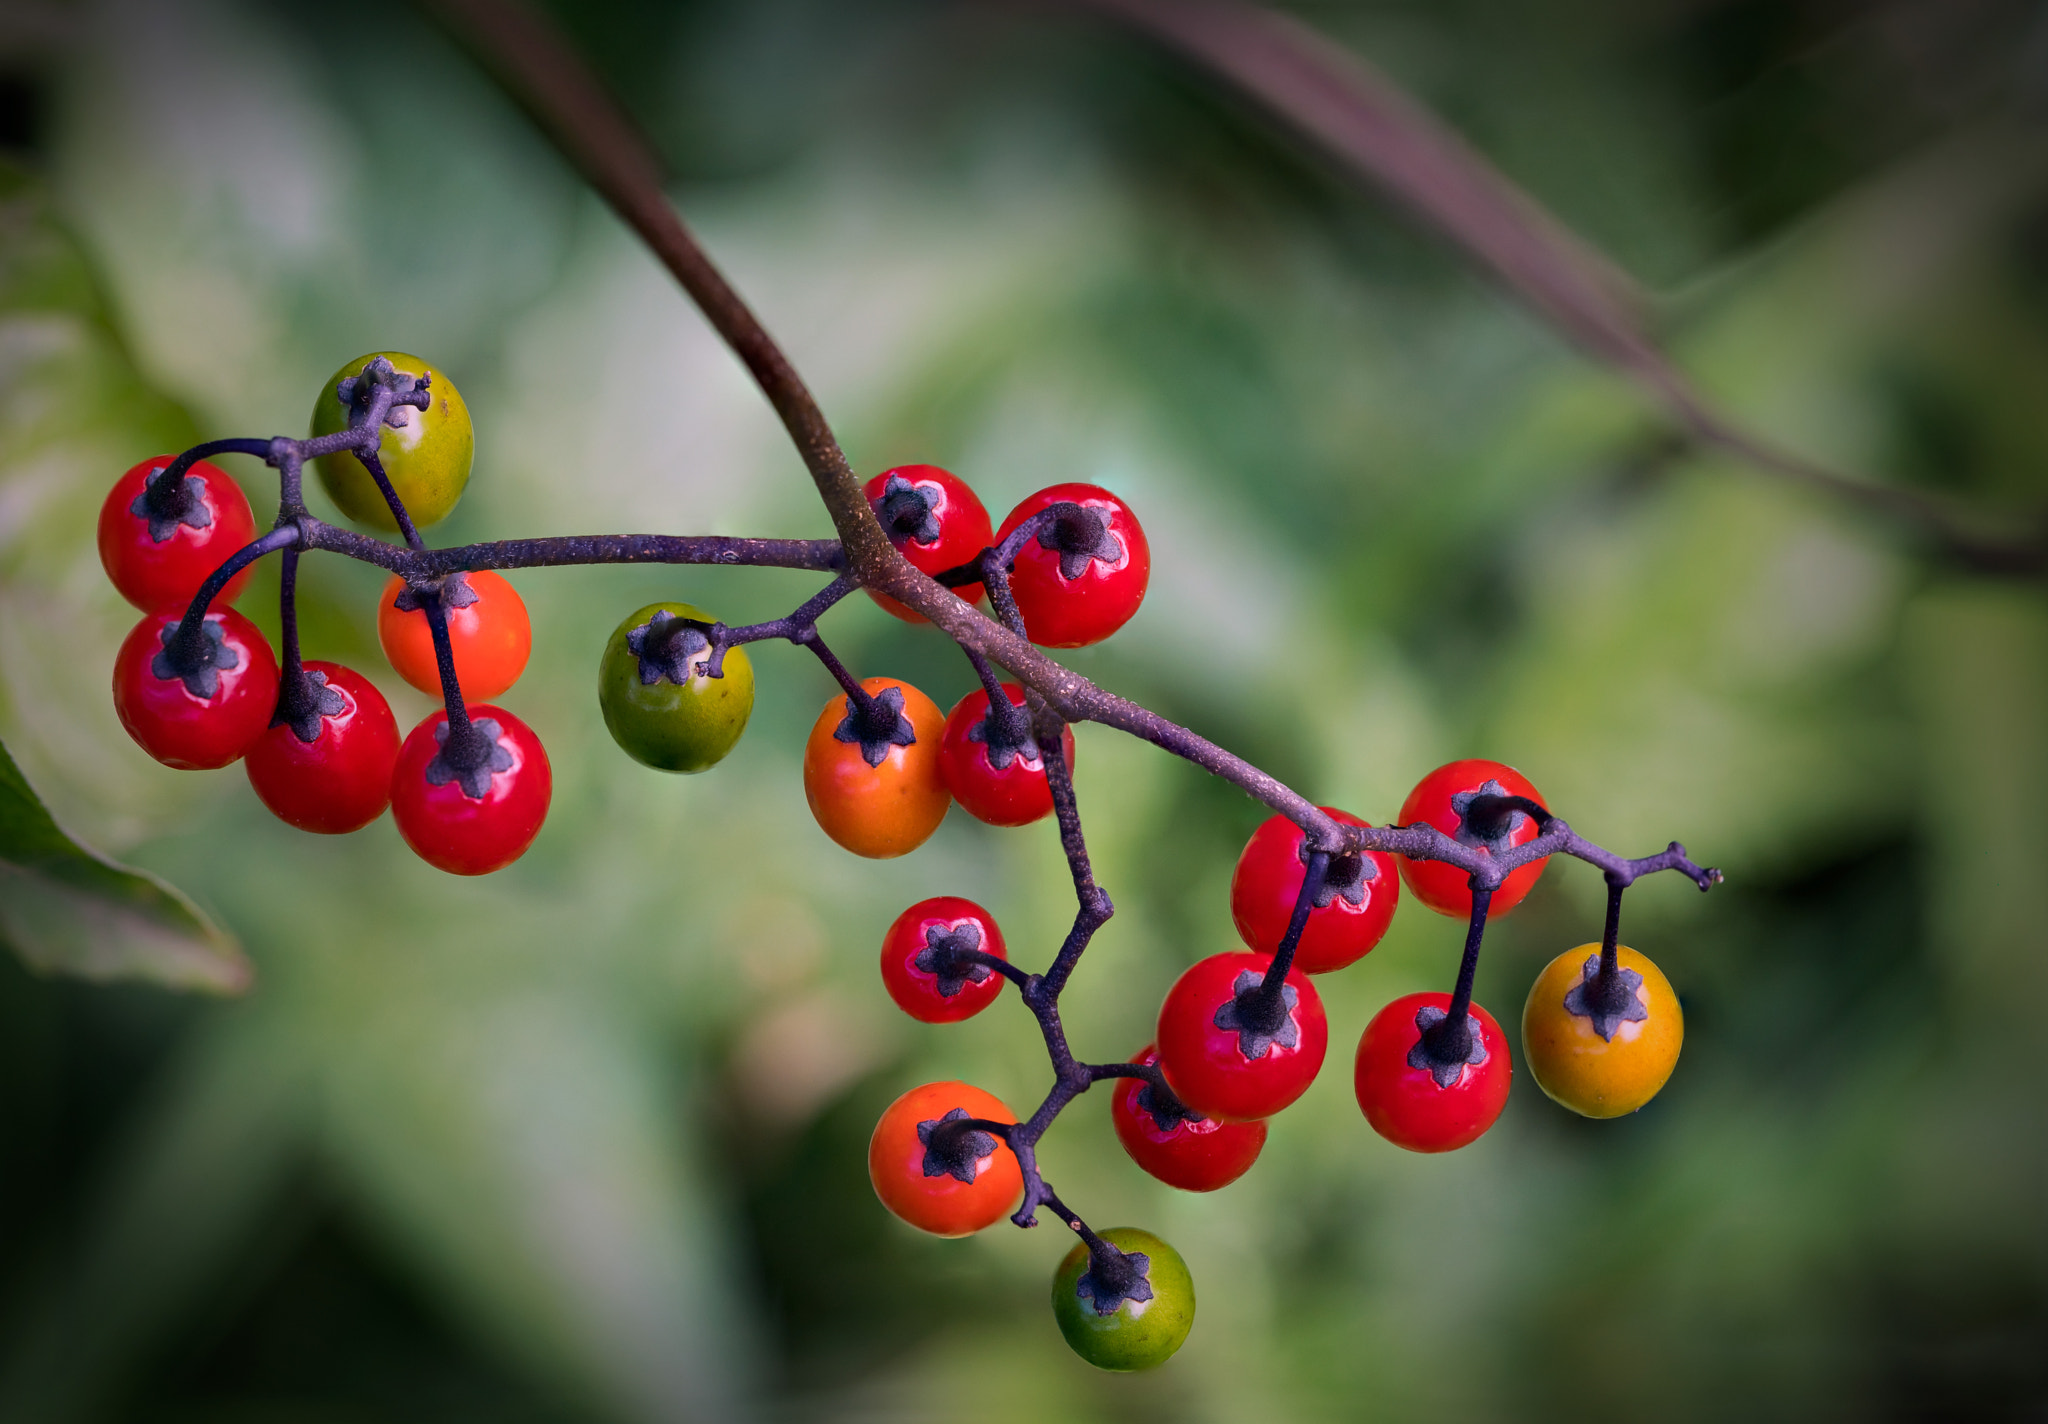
[0,0,2044,1418]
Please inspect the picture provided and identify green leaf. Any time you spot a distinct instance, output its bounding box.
[0,734,248,993]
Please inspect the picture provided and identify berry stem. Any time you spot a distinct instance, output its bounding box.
[418,588,472,735]
[1600,877,1624,981]
[1239,849,1326,1030]
[143,438,273,521]
[1444,887,1492,1028]
[962,645,1032,751]
[354,448,427,552]
[162,525,301,668]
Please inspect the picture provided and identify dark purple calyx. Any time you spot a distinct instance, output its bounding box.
[425,716,513,800]
[917,1108,996,1183]
[626,610,713,685]
[833,684,917,768]
[876,475,941,546]
[1135,1078,1204,1134]
[1214,968,1299,1060]
[274,666,348,744]
[151,618,238,698]
[133,467,214,542]
[1408,1004,1488,1089]
[1076,1243,1154,1317]
[915,922,990,998]
[1563,954,1649,1042]
[1300,841,1373,909]
[334,357,431,432]
[1036,503,1123,580]
[393,572,479,615]
[1453,781,1548,851]
[967,700,1040,771]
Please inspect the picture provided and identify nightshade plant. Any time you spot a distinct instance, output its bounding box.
[92,0,1726,1373]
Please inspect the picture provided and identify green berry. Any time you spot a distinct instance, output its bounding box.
[1050,1227,1194,1371]
[598,601,754,773]
[310,352,473,531]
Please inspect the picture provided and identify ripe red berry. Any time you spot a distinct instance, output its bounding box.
[112,608,279,770]
[937,684,1075,827]
[1354,992,1512,1153]
[98,456,260,612]
[879,897,1009,1023]
[1230,808,1400,973]
[868,1081,1022,1236]
[1155,951,1327,1122]
[863,465,994,622]
[243,662,401,833]
[1111,1045,1268,1191]
[1397,759,1549,918]
[389,704,552,875]
[995,484,1150,648]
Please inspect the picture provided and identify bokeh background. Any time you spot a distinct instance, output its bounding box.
[2,0,2046,1418]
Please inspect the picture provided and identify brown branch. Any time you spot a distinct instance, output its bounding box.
[415,0,1342,842]
[1063,0,2045,576]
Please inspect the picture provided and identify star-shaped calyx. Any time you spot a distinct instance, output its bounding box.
[424,717,515,801]
[876,474,942,546]
[1076,1247,1155,1317]
[1135,1080,1205,1134]
[392,573,480,614]
[131,467,214,544]
[335,357,430,430]
[1301,843,1375,909]
[967,704,1040,771]
[833,684,918,768]
[625,610,714,686]
[1212,968,1300,1061]
[1562,955,1650,1041]
[277,668,349,745]
[1406,1004,1489,1089]
[917,1107,996,1183]
[915,922,991,998]
[1037,504,1124,581]
[151,619,239,699]
[1450,778,1529,853]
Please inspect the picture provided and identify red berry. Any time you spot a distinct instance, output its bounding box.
[112,608,278,769]
[1155,951,1327,1122]
[389,704,552,875]
[1396,759,1549,918]
[937,684,1075,827]
[1354,992,1512,1153]
[1111,1044,1268,1191]
[863,465,995,622]
[879,896,1009,1023]
[995,484,1150,648]
[868,1081,1022,1236]
[243,662,401,833]
[1230,808,1400,973]
[98,456,260,612]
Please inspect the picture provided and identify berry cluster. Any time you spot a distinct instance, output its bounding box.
[99,351,1717,1373]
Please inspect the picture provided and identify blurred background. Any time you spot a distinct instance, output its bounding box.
[1,0,2045,1418]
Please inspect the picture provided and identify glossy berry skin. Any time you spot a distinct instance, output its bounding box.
[1397,759,1550,918]
[867,1080,1021,1236]
[112,609,279,770]
[1230,808,1400,974]
[389,704,552,875]
[243,662,401,833]
[1522,944,1683,1119]
[377,571,531,701]
[863,465,994,622]
[98,456,259,612]
[996,484,1150,648]
[802,676,949,859]
[310,352,474,531]
[1051,1227,1195,1372]
[879,896,1009,1024]
[1155,951,1328,1122]
[597,601,753,772]
[938,684,1075,827]
[1111,1045,1267,1192]
[1354,992,1513,1153]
